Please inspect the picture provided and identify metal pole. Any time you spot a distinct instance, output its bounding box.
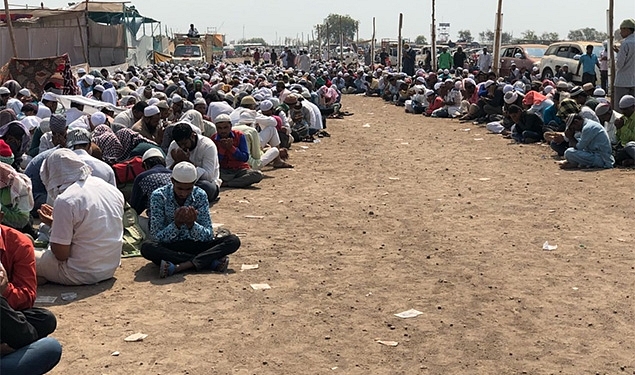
[608,0,616,108]
[492,0,503,75]
[3,0,19,57]
[339,15,343,61]
[398,13,403,72]
[371,17,376,68]
[431,0,437,71]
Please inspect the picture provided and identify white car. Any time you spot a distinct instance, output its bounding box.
[539,41,602,84]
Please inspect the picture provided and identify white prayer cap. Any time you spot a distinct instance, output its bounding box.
[619,95,635,109]
[259,100,273,111]
[90,112,107,126]
[172,161,197,183]
[93,85,105,92]
[142,148,164,162]
[155,83,165,91]
[77,68,87,74]
[214,114,231,123]
[594,102,612,117]
[172,94,183,103]
[144,105,160,117]
[84,74,95,85]
[18,88,30,97]
[0,87,10,95]
[593,88,606,97]
[147,98,160,106]
[502,84,514,94]
[483,80,495,88]
[42,92,57,101]
[504,91,518,104]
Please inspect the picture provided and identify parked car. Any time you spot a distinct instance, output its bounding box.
[498,44,548,77]
[539,41,602,84]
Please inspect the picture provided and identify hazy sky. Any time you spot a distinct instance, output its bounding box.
[38,0,634,43]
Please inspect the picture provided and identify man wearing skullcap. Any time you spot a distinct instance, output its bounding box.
[38,114,67,155]
[132,105,162,143]
[614,95,635,166]
[67,128,116,186]
[560,114,614,169]
[36,149,124,285]
[140,161,241,278]
[594,102,621,146]
[614,19,635,108]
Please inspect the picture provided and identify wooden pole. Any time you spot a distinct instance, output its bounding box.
[431,0,437,71]
[398,13,403,72]
[76,16,88,64]
[608,0,616,108]
[3,0,18,57]
[492,0,504,75]
[326,22,330,60]
[339,15,343,61]
[371,17,376,68]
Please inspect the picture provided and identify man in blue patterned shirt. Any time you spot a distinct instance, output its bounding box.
[140,162,240,278]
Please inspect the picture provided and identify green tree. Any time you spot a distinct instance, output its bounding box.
[316,14,359,44]
[540,32,560,42]
[479,30,512,44]
[238,37,268,46]
[521,30,538,41]
[414,35,427,45]
[567,28,608,42]
[457,30,473,43]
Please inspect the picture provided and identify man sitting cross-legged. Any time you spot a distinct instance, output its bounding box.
[140,162,241,278]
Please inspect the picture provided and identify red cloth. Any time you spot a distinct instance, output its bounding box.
[213,130,250,170]
[0,225,37,310]
[426,97,445,116]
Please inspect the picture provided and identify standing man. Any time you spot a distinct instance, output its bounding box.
[438,47,452,70]
[270,49,278,66]
[140,162,241,278]
[614,18,635,110]
[575,45,600,86]
[599,42,609,92]
[477,47,492,73]
[614,95,635,167]
[187,24,199,38]
[402,44,416,76]
[453,46,467,69]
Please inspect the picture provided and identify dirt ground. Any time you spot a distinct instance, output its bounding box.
[39,95,635,375]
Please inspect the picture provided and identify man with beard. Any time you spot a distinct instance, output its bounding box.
[132,105,163,144]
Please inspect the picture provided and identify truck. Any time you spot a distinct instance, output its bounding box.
[171,33,225,65]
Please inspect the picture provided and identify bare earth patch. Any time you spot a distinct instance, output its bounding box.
[39,95,635,374]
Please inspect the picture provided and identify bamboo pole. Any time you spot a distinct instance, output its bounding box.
[608,0,616,108]
[431,0,437,71]
[3,0,18,57]
[76,16,88,64]
[339,15,343,61]
[492,0,503,75]
[398,13,403,72]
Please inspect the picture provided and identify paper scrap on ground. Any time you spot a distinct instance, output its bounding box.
[251,283,271,290]
[461,128,471,131]
[474,138,484,141]
[300,145,310,149]
[388,177,400,181]
[241,264,259,271]
[376,340,399,347]
[572,287,579,290]
[478,178,491,181]
[124,333,148,342]
[244,215,264,219]
[238,200,250,204]
[394,309,424,319]
[362,123,371,128]
[543,241,558,251]
[400,142,409,145]
[111,351,120,356]
[35,296,57,304]
[60,292,77,301]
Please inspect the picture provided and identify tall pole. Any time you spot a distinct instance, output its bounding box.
[608,0,616,108]
[371,17,376,68]
[339,15,343,61]
[398,13,403,72]
[492,0,504,75]
[431,0,437,71]
[326,22,330,60]
[4,0,18,57]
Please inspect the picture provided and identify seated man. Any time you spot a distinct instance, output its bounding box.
[36,149,124,285]
[66,128,116,186]
[0,217,61,375]
[614,95,635,167]
[508,104,544,143]
[0,152,33,234]
[67,111,107,132]
[166,123,221,203]
[212,118,264,188]
[560,114,614,169]
[130,148,172,236]
[131,105,162,144]
[140,162,240,278]
[39,114,67,155]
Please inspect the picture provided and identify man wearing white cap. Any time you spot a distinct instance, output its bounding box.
[594,102,621,146]
[66,128,116,186]
[36,149,124,285]
[89,85,105,102]
[140,161,241,278]
[614,19,635,108]
[614,95,635,166]
[79,74,94,97]
[131,105,162,143]
[113,101,148,132]
[40,92,58,115]
[560,114,614,169]
[168,95,184,122]
[0,87,11,108]
[212,117,264,188]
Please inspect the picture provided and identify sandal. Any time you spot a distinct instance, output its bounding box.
[211,257,229,273]
[319,130,331,137]
[159,260,176,278]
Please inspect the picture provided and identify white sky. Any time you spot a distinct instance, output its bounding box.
[34,0,635,43]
